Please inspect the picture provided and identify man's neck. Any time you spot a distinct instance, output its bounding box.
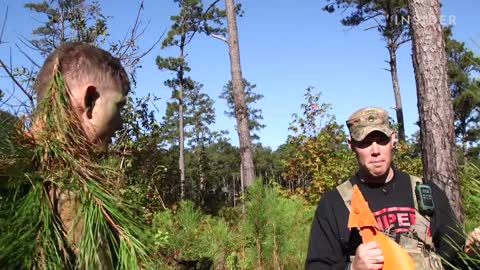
[359,168,394,185]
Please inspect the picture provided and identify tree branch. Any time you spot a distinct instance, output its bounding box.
[362,15,384,32]
[0,59,35,108]
[210,33,227,43]
[18,35,49,56]
[186,0,222,45]
[0,6,8,43]
[397,37,411,47]
[204,0,221,16]
[15,43,41,68]
[363,12,382,22]
[118,1,144,60]
[113,1,163,78]
[364,25,378,31]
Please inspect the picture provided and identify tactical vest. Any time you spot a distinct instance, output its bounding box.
[336,175,444,270]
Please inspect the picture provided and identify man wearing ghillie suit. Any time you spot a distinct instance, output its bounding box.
[0,42,150,269]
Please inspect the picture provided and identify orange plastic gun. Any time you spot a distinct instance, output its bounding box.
[348,184,415,270]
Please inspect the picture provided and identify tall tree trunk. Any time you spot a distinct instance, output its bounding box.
[387,40,406,142]
[197,146,206,206]
[225,0,255,187]
[178,87,185,199]
[408,0,463,223]
[178,39,186,199]
[232,175,236,207]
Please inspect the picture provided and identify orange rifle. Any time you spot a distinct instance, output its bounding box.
[348,184,415,270]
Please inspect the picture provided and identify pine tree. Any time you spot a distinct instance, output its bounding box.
[220,79,265,141]
[323,0,409,141]
[25,0,108,55]
[184,82,226,204]
[224,0,255,187]
[156,0,225,199]
[444,27,480,163]
[408,0,463,222]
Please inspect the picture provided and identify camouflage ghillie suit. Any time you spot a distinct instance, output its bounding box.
[0,62,149,269]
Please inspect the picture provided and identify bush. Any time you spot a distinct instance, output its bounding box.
[393,140,423,177]
[241,180,314,269]
[150,200,240,269]
[460,163,480,232]
[148,181,315,269]
[441,162,480,270]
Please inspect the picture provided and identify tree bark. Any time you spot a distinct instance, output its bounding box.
[232,175,236,207]
[387,40,406,142]
[408,0,463,223]
[225,0,255,187]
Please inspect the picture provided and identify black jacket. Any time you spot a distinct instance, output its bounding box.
[305,169,465,270]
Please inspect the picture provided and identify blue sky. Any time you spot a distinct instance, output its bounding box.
[1,0,479,150]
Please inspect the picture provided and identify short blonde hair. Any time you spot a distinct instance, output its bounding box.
[34,42,130,101]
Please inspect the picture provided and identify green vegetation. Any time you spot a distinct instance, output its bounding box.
[1,0,480,269]
[147,180,314,269]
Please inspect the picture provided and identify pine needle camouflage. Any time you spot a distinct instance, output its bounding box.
[0,60,150,269]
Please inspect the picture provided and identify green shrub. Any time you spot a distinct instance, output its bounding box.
[150,200,240,269]
[149,181,315,269]
[460,163,480,231]
[442,162,480,270]
[393,140,423,176]
[240,180,315,269]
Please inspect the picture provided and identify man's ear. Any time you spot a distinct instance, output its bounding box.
[347,137,353,151]
[390,132,396,147]
[84,85,99,119]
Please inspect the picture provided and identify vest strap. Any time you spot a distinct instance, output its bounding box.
[336,175,433,247]
[409,175,433,247]
[336,179,353,211]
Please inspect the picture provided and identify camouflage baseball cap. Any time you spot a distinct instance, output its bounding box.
[346,107,393,141]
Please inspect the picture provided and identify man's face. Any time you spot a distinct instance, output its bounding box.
[70,77,127,145]
[348,131,395,178]
[87,84,126,145]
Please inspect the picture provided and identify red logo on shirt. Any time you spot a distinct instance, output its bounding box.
[373,207,416,233]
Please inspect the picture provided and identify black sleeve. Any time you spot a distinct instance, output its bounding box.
[429,182,466,267]
[305,192,349,270]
